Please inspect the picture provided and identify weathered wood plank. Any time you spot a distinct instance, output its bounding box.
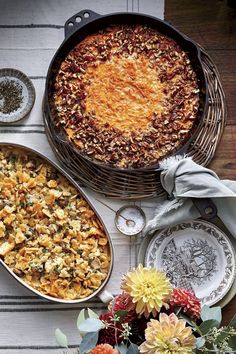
[209,125,236,179]
[165,0,236,326]
[165,0,236,125]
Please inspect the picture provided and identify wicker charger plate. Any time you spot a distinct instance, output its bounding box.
[44,47,226,199]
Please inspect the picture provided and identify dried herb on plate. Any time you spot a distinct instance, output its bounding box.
[0,79,23,114]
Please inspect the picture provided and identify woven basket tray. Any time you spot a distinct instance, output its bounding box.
[44,48,226,199]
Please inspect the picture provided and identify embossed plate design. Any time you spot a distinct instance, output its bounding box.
[144,220,236,306]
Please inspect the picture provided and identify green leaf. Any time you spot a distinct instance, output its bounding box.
[201,305,222,324]
[127,343,140,354]
[196,337,205,348]
[88,308,99,319]
[179,313,196,328]
[114,309,127,322]
[174,306,182,316]
[55,328,68,348]
[77,309,85,330]
[79,331,99,354]
[78,318,104,333]
[115,343,128,354]
[228,335,236,350]
[199,319,220,335]
[229,313,236,327]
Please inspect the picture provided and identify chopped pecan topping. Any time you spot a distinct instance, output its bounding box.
[51,24,200,169]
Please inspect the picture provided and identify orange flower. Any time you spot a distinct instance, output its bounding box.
[91,343,119,354]
[170,288,201,320]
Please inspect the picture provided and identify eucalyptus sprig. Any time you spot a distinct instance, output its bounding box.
[181,305,236,354]
[55,308,139,354]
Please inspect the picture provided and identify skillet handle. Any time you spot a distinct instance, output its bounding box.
[192,197,235,241]
[192,198,218,220]
[64,9,102,39]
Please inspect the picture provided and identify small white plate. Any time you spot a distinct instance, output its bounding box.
[143,220,236,306]
[0,68,35,123]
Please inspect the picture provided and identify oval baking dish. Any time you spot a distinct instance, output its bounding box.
[0,143,113,303]
[44,10,208,172]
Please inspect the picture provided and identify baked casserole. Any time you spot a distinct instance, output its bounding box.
[0,147,111,300]
[52,24,200,169]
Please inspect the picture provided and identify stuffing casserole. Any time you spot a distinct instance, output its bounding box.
[52,24,200,169]
[0,147,111,300]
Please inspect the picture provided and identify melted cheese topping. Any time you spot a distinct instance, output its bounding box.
[84,54,165,132]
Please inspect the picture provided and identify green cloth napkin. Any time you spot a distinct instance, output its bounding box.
[145,157,236,239]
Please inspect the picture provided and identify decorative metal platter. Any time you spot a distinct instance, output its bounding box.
[142,220,235,306]
[0,68,35,123]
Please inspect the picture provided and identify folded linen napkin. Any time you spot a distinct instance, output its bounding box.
[145,156,236,239]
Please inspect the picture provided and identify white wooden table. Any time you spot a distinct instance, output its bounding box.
[0,1,164,352]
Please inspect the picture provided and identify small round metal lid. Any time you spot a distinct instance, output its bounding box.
[0,68,35,123]
[115,205,146,236]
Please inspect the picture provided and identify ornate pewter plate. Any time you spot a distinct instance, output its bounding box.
[144,220,236,306]
[0,68,35,123]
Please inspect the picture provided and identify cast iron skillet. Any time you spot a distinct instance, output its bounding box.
[44,9,208,172]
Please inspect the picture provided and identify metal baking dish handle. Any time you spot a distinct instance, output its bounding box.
[65,9,102,38]
[98,289,114,303]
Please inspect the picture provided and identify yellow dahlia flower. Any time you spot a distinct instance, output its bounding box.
[139,313,196,354]
[121,264,172,317]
